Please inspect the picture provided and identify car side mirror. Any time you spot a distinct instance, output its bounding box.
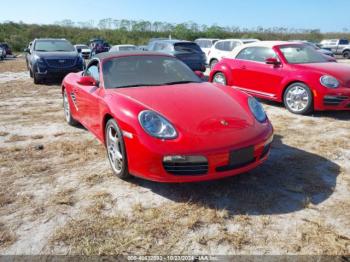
[24,48,30,53]
[265,57,281,66]
[78,76,98,86]
[194,70,205,80]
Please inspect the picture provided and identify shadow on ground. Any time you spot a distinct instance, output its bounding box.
[131,134,340,216]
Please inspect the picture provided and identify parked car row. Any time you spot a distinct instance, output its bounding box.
[16,35,349,183]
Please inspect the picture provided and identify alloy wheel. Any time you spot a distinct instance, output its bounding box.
[106,125,124,174]
[285,85,310,113]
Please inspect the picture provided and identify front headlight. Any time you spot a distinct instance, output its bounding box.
[320,75,339,88]
[139,110,177,139]
[248,97,267,123]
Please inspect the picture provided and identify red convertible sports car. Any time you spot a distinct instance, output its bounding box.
[62,52,273,183]
[210,41,350,114]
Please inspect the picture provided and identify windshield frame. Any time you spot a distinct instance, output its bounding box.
[101,54,202,89]
[277,44,329,64]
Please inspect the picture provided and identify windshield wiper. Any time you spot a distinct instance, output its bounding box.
[162,80,199,85]
[35,50,47,52]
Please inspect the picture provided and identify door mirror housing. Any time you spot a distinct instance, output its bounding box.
[24,48,30,53]
[265,57,280,65]
[78,76,98,86]
[194,70,205,80]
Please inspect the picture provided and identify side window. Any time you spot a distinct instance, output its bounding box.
[85,63,100,81]
[339,39,349,45]
[215,41,225,51]
[236,47,277,62]
[230,41,240,51]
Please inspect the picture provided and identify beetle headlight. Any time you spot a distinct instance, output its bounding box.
[139,110,177,139]
[320,75,339,88]
[248,97,267,123]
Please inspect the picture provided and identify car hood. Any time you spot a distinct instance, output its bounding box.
[35,51,79,59]
[107,83,269,149]
[293,62,350,86]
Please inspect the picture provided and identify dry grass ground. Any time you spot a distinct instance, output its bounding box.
[0,57,349,255]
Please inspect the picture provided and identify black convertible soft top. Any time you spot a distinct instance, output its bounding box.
[95,51,173,61]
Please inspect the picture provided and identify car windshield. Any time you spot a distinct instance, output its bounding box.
[279,45,329,64]
[102,55,201,89]
[34,40,75,52]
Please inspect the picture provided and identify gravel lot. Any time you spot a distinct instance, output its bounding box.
[0,56,349,255]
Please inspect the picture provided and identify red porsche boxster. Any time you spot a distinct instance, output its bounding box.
[210,41,350,115]
[62,52,273,183]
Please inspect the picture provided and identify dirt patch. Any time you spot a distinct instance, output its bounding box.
[0,56,28,73]
[0,64,349,255]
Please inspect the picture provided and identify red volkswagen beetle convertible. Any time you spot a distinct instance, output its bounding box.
[210,41,350,114]
[62,52,273,182]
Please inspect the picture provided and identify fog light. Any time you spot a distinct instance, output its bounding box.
[163,155,207,163]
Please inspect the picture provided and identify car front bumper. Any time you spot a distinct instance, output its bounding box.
[36,66,84,79]
[314,86,350,111]
[124,126,274,183]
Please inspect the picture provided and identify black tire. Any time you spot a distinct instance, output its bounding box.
[283,82,313,115]
[105,119,130,179]
[343,50,350,59]
[210,59,219,70]
[63,90,79,126]
[213,72,227,85]
[29,69,33,78]
[33,69,43,85]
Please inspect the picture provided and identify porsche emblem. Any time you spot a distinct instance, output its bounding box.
[220,120,229,126]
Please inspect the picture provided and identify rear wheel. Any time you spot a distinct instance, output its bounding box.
[283,83,313,115]
[343,50,350,59]
[210,59,218,70]
[213,72,227,85]
[105,119,130,179]
[63,90,79,126]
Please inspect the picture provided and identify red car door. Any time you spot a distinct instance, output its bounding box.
[75,62,102,134]
[234,47,285,100]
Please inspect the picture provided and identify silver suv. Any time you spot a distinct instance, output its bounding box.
[320,39,350,59]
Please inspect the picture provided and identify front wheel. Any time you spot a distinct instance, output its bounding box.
[343,51,350,59]
[63,90,79,126]
[105,119,130,179]
[283,83,313,115]
[213,72,227,85]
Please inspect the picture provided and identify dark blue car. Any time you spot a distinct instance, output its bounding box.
[148,40,207,72]
[25,39,85,84]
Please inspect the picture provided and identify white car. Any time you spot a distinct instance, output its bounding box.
[74,44,91,59]
[207,39,260,69]
[109,45,138,52]
[194,38,219,57]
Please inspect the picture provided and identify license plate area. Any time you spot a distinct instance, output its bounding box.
[229,146,255,166]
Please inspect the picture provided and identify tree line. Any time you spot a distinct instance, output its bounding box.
[1,19,350,52]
